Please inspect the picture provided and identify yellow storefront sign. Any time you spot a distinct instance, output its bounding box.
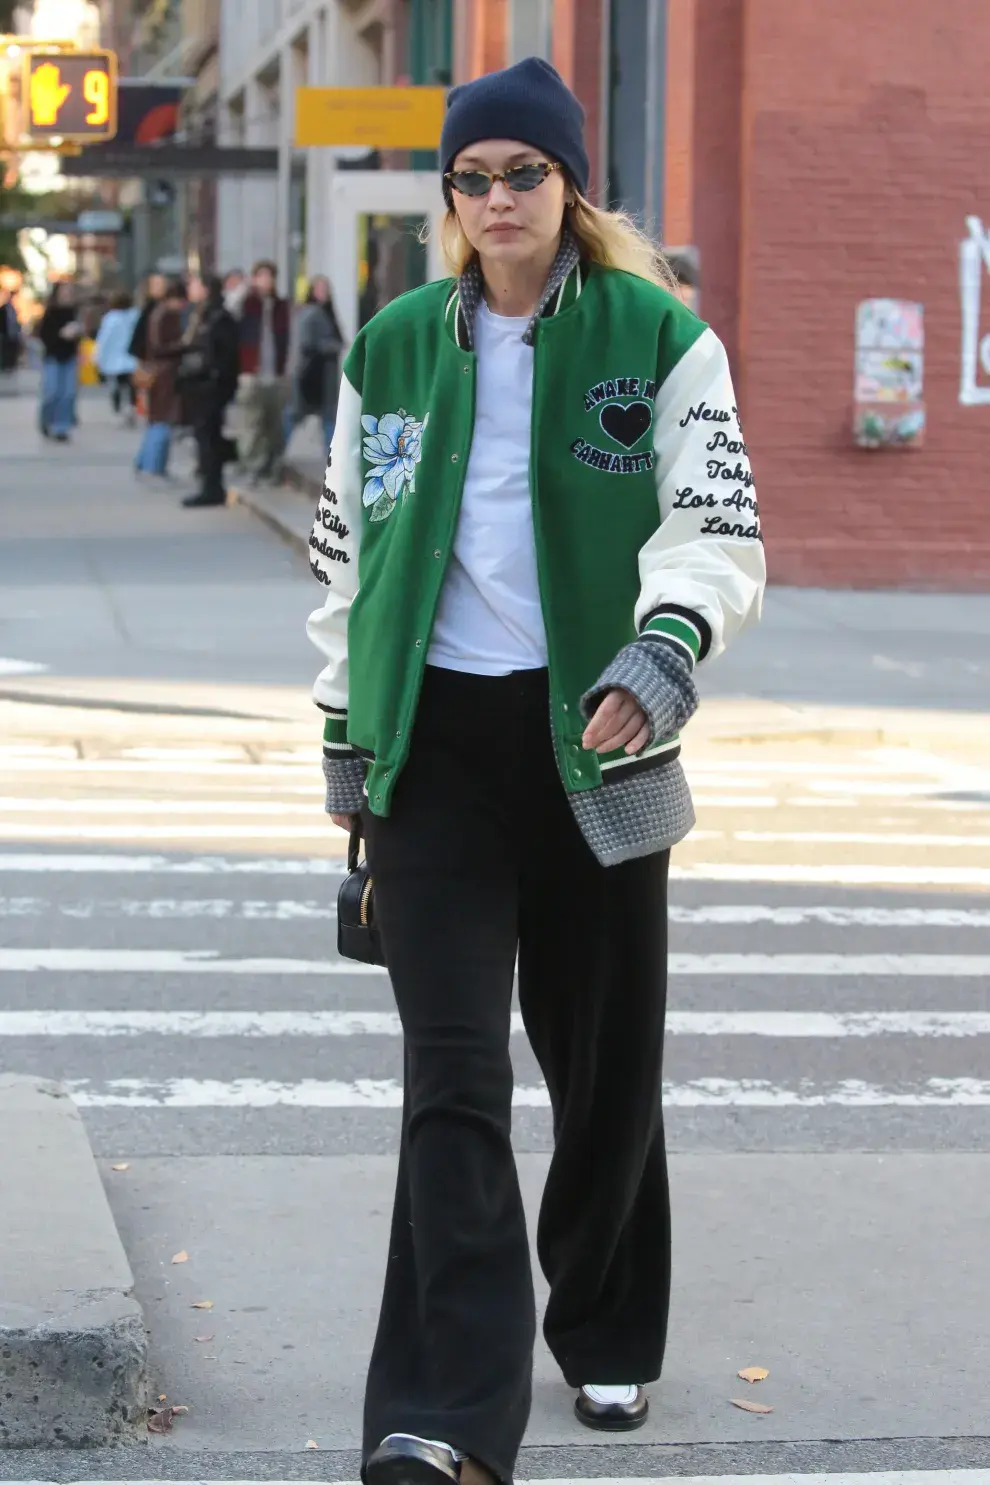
[294,86,446,150]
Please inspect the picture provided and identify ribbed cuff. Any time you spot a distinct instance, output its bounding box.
[322,752,366,814]
[580,636,699,746]
[639,604,712,666]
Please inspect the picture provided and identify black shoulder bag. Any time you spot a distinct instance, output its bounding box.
[337,824,386,966]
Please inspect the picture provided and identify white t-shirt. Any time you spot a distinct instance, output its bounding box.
[427,299,549,676]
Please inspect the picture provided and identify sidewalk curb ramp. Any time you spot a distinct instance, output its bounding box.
[230,457,321,561]
[0,1075,148,1448]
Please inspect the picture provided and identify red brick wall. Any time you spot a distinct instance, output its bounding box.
[692,0,744,382]
[553,0,605,202]
[738,0,990,588]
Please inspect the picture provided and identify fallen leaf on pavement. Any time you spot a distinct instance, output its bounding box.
[193,1334,215,1343]
[147,1404,188,1434]
[171,1250,190,1264]
[158,1393,167,1402]
[111,1163,130,1171]
[731,1398,774,1414]
[738,1366,769,1383]
[306,1440,318,1449]
[191,1299,214,1309]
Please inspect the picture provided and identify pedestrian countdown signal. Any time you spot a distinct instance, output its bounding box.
[22,49,117,143]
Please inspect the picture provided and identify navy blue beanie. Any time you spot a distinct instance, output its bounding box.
[440,57,589,206]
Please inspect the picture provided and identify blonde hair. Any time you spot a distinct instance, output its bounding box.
[435,193,680,293]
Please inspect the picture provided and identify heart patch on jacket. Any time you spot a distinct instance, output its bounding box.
[599,400,654,449]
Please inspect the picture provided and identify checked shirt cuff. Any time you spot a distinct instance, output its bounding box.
[322,753,366,815]
[580,635,700,747]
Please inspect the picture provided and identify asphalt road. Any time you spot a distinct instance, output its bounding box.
[2,385,990,1478]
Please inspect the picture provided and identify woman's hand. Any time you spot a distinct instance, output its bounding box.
[581,687,650,756]
[331,812,360,833]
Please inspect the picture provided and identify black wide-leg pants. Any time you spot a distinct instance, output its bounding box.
[361,665,671,1484]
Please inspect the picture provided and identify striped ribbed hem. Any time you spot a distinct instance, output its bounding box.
[322,712,352,754]
[640,605,712,665]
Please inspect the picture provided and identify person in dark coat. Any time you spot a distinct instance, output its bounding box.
[178,274,240,508]
[37,282,83,440]
[0,287,22,380]
[134,279,187,477]
[286,274,344,454]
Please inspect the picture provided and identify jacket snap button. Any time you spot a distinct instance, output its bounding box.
[574,769,582,779]
[451,453,459,463]
[434,549,441,558]
[562,703,569,712]
[375,794,381,801]
[415,639,422,647]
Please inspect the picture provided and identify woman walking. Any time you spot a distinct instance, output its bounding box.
[94,289,140,424]
[37,282,82,440]
[134,278,186,478]
[177,273,239,508]
[285,274,344,453]
[307,57,765,1485]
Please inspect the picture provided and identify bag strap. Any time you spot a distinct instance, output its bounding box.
[347,821,362,875]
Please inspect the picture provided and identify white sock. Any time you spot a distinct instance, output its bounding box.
[581,1384,639,1406]
[384,1433,467,1463]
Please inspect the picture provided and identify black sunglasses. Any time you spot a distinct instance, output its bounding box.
[445,161,563,197]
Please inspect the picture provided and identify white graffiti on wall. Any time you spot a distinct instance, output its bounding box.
[959,216,990,405]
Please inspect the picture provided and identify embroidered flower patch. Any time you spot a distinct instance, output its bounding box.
[361,410,428,523]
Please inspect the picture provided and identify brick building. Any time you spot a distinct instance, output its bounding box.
[468,0,990,590]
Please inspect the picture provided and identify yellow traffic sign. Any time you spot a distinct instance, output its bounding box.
[21,48,117,144]
[294,86,445,150]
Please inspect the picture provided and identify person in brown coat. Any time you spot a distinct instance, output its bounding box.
[134,279,187,477]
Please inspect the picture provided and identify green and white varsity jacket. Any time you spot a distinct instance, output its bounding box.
[306,258,765,865]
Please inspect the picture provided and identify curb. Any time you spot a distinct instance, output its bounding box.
[0,1076,148,1447]
[229,463,319,560]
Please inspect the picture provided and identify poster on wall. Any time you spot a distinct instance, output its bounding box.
[853,299,925,448]
[959,216,990,405]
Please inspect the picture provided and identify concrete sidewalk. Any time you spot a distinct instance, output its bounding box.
[0,1076,147,1447]
[103,1151,990,1458]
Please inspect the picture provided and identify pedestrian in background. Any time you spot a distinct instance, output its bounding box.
[237,259,290,483]
[128,271,166,363]
[223,267,248,317]
[178,273,240,509]
[0,286,22,389]
[307,56,765,1485]
[285,274,343,454]
[37,281,82,441]
[134,278,187,478]
[95,289,140,424]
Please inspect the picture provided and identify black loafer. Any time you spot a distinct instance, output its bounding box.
[366,1435,461,1485]
[574,1385,649,1431]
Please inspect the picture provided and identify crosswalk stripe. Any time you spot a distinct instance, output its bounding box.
[668,904,990,926]
[0,895,339,919]
[3,896,988,927]
[3,854,989,887]
[677,863,990,886]
[4,949,989,976]
[0,853,347,874]
[0,797,322,814]
[735,830,990,847]
[5,1475,988,1485]
[4,1010,989,1037]
[0,823,340,840]
[62,1075,990,1107]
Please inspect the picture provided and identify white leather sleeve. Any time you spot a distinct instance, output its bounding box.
[637,327,766,664]
[306,372,364,712]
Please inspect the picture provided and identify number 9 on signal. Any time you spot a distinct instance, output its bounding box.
[83,68,110,126]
